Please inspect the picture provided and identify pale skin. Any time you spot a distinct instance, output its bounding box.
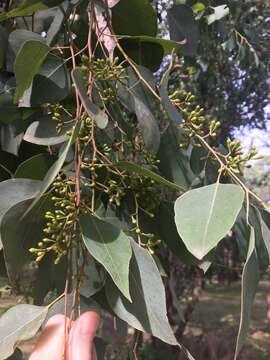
[29,311,100,360]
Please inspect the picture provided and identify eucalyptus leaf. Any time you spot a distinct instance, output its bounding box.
[259,208,270,261]
[46,2,69,46]
[133,95,160,154]
[249,206,270,270]
[0,179,41,249]
[1,197,48,283]
[80,214,132,301]
[0,124,24,156]
[190,146,208,176]
[0,304,48,359]
[116,161,185,192]
[0,0,65,21]
[235,207,270,270]
[31,53,70,105]
[25,122,79,215]
[117,36,184,71]
[117,67,159,141]
[235,226,260,358]
[71,68,108,129]
[111,0,157,37]
[23,116,69,146]
[159,201,207,267]
[79,257,105,298]
[14,40,50,103]
[117,66,155,112]
[160,60,182,124]
[157,123,194,190]
[105,240,177,346]
[0,92,21,125]
[167,4,199,56]
[174,183,244,259]
[0,25,8,69]
[14,154,56,180]
[119,36,184,55]
[6,30,44,72]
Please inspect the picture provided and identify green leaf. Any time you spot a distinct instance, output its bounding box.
[0,304,48,359]
[1,198,48,283]
[25,123,79,215]
[157,123,194,190]
[167,4,199,56]
[71,68,108,129]
[204,156,220,185]
[117,66,155,112]
[112,0,157,37]
[31,53,70,105]
[6,30,43,72]
[0,25,8,69]
[115,161,185,192]
[117,36,184,70]
[80,214,132,301]
[159,201,205,266]
[234,207,270,270]
[207,5,229,25]
[14,154,56,180]
[0,179,41,249]
[119,36,184,55]
[105,240,178,346]
[234,208,249,260]
[0,92,21,125]
[46,3,69,46]
[235,226,260,358]
[192,2,206,13]
[23,116,69,146]
[259,208,270,262]
[250,206,270,270]
[160,60,182,124]
[174,183,244,259]
[117,66,159,148]
[0,123,24,156]
[79,257,105,298]
[133,95,160,154]
[117,38,163,72]
[14,40,50,103]
[190,146,208,176]
[0,0,65,21]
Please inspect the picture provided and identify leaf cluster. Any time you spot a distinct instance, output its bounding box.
[0,1,269,359]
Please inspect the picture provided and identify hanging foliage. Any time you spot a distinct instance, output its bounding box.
[0,0,269,359]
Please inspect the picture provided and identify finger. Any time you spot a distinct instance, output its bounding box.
[29,314,70,360]
[67,311,100,360]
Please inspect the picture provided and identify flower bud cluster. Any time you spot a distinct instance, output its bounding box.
[224,139,262,175]
[169,90,220,145]
[29,176,77,264]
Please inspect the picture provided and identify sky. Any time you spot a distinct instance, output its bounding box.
[234,105,270,155]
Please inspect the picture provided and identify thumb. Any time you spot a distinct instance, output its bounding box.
[67,311,100,360]
[29,314,70,360]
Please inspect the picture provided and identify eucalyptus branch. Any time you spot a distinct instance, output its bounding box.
[114,39,269,214]
[196,134,270,212]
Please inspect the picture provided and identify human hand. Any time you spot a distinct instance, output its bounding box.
[29,311,100,360]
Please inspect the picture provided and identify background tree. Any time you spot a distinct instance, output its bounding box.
[155,0,270,138]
